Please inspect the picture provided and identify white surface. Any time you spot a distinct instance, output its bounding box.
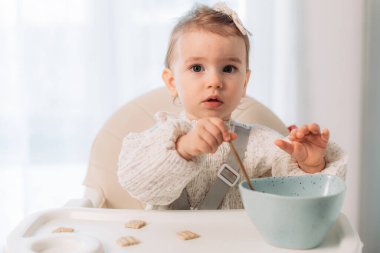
[6,208,362,253]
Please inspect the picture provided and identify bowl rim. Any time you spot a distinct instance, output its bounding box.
[239,174,346,200]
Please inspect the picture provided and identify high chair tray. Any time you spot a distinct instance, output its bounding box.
[6,207,362,253]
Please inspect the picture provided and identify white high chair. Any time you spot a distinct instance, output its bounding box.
[66,87,288,209]
[8,87,363,253]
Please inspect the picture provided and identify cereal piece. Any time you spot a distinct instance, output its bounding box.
[52,227,75,233]
[124,219,146,229]
[177,230,200,240]
[116,236,140,247]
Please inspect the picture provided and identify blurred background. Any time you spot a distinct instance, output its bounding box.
[0,0,378,252]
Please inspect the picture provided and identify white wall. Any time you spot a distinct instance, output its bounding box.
[359,0,380,252]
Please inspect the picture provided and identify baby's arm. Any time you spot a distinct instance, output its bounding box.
[275,124,329,173]
[273,124,347,178]
[176,117,236,160]
[272,140,347,179]
[245,124,347,179]
[117,112,201,206]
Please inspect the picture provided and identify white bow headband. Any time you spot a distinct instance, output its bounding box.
[213,2,251,36]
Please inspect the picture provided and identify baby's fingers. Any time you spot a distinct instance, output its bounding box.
[321,128,330,142]
[289,123,322,141]
[208,117,232,141]
[274,139,294,155]
[229,132,237,141]
[308,123,321,134]
[289,128,306,141]
[297,124,316,138]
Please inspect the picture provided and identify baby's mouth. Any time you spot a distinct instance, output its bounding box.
[202,97,223,108]
[206,98,221,102]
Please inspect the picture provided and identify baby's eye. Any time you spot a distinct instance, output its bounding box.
[223,65,236,73]
[191,65,204,72]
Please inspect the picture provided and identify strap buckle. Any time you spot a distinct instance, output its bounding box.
[217,163,240,187]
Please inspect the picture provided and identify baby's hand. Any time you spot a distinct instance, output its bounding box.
[176,118,237,160]
[274,123,329,173]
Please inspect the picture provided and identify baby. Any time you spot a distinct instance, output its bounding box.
[118,3,346,210]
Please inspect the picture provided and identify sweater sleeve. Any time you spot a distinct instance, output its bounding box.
[245,124,347,180]
[117,112,202,205]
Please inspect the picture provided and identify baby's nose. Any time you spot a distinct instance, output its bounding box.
[207,71,223,89]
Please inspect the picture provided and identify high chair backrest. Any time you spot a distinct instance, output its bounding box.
[83,87,288,209]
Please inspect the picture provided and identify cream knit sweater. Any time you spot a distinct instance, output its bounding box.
[117,111,347,209]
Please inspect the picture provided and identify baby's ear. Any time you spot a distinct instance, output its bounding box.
[242,69,251,97]
[162,68,178,97]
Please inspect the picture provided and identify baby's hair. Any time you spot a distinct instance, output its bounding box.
[164,4,250,69]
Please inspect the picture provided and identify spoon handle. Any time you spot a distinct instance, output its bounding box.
[229,142,254,190]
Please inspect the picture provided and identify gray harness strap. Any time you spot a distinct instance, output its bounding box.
[170,123,251,210]
[169,186,191,210]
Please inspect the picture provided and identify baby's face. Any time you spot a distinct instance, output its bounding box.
[166,30,250,120]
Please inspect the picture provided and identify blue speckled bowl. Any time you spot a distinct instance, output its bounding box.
[239,174,346,249]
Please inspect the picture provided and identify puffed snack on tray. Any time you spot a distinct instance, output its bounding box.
[177,230,200,240]
[124,219,146,229]
[52,227,75,233]
[116,236,140,247]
